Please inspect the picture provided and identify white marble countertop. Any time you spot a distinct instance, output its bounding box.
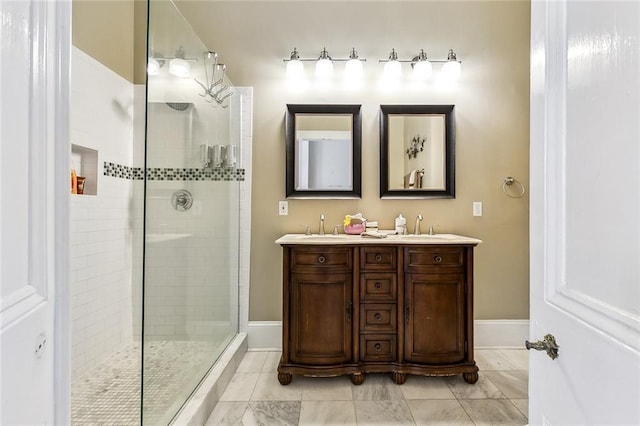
[275,233,482,246]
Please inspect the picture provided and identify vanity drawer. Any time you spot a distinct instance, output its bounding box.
[360,273,397,302]
[360,303,397,333]
[404,247,464,273]
[290,246,352,273]
[360,334,397,362]
[360,246,397,271]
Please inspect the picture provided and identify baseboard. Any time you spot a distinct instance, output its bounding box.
[247,320,529,350]
[247,321,282,351]
[473,319,529,349]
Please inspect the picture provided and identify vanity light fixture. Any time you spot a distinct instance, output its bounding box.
[411,49,432,81]
[379,48,462,81]
[169,46,191,78]
[315,47,334,79]
[344,48,364,81]
[283,47,367,82]
[286,48,305,80]
[441,49,462,80]
[147,57,161,76]
[382,48,402,80]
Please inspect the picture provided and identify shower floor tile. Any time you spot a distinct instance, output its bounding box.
[71,339,226,425]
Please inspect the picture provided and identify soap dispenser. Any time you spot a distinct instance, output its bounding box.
[395,214,406,235]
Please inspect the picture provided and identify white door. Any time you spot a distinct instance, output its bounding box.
[530,1,640,425]
[0,1,70,424]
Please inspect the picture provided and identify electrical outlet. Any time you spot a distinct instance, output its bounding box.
[473,201,483,217]
[279,200,288,216]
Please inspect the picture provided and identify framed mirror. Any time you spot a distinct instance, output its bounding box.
[380,105,455,199]
[286,104,362,198]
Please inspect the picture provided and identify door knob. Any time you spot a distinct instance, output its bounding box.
[525,334,559,360]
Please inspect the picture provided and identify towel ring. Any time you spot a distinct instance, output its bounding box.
[503,177,526,198]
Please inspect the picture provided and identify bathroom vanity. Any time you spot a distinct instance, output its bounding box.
[275,233,482,385]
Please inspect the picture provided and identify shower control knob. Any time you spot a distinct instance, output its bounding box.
[172,189,193,211]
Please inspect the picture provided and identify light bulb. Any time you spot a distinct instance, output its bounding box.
[383,49,401,81]
[147,57,160,76]
[315,59,333,79]
[441,49,461,80]
[315,48,333,80]
[442,61,461,80]
[286,59,304,80]
[383,60,401,80]
[344,48,363,83]
[169,58,190,78]
[413,60,432,80]
[345,58,363,81]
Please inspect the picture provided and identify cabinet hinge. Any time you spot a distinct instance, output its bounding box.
[464,340,468,352]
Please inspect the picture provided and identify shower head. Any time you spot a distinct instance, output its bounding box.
[166,102,192,111]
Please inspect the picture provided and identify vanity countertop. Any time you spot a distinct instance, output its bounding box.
[275,233,482,246]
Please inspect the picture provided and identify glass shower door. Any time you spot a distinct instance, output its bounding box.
[143,0,240,423]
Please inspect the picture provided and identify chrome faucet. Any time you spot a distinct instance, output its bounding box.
[319,214,326,235]
[414,214,423,235]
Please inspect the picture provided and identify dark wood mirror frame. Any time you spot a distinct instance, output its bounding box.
[285,104,362,199]
[380,104,455,199]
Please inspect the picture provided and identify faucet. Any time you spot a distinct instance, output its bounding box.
[414,214,423,235]
[319,214,326,235]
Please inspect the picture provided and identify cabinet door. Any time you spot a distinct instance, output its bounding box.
[404,273,465,364]
[290,273,353,365]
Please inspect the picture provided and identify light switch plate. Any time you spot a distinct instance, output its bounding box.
[279,200,288,216]
[473,201,483,217]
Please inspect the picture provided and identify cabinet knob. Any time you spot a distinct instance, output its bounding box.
[434,255,442,264]
[374,343,382,352]
[374,313,382,321]
[375,254,383,262]
[318,255,326,264]
[374,282,382,289]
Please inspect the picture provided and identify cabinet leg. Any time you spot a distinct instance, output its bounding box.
[463,372,478,384]
[391,372,406,385]
[350,373,365,385]
[277,372,293,385]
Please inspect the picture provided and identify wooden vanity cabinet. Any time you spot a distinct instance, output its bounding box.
[278,246,354,385]
[278,242,479,386]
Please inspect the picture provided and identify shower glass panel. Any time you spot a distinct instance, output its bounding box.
[143,0,240,423]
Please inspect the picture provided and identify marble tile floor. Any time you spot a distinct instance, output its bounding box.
[205,349,528,425]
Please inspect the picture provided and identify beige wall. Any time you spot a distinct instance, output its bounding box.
[75,0,531,322]
[176,0,531,322]
[72,0,147,84]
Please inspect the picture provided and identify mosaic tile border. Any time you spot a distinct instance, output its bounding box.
[103,161,245,181]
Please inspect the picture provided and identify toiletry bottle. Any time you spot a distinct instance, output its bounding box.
[71,169,77,194]
[395,214,406,234]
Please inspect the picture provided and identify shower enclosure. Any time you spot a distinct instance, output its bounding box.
[69,0,246,423]
[141,0,242,422]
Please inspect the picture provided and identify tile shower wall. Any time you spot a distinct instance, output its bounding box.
[69,47,139,379]
[138,88,250,341]
[70,46,252,378]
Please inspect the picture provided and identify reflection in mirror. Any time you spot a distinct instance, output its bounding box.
[286,104,362,198]
[380,105,455,199]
